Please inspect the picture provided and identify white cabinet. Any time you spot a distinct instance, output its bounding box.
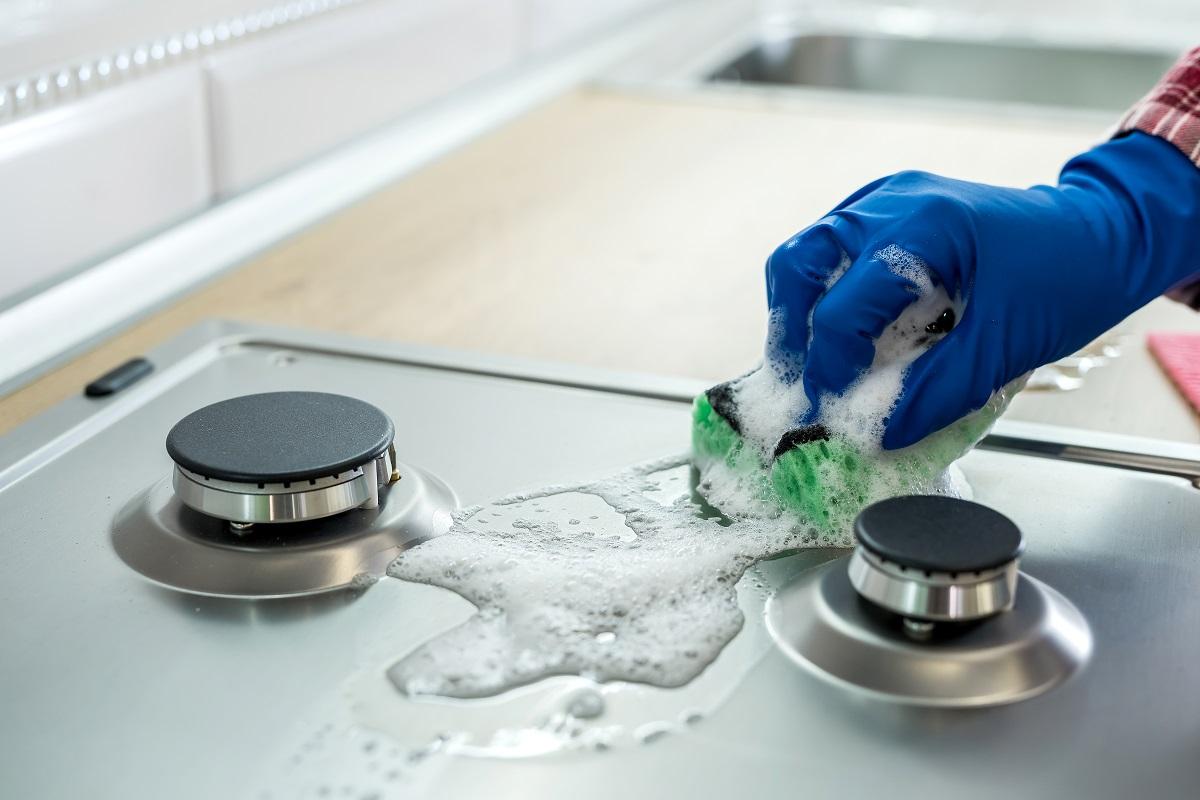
[0,66,210,302]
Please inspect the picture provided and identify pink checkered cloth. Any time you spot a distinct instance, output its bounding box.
[1117,46,1200,308]
[1148,332,1200,414]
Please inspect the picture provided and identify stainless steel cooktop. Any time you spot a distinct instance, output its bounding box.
[2,320,1199,799]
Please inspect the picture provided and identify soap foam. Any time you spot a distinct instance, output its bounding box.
[387,461,804,699]
[721,346,812,461]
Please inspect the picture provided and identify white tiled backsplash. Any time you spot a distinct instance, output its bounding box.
[0,0,672,307]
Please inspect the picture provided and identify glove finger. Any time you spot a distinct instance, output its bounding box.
[802,249,925,403]
[882,326,1003,450]
[764,221,851,359]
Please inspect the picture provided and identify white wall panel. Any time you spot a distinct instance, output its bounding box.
[521,0,660,53]
[0,66,211,303]
[0,0,264,83]
[205,0,520,195]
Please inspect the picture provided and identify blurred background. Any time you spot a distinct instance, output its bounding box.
[1,0,1198,438]
[4,0,1198,308]
[2,0,648,306]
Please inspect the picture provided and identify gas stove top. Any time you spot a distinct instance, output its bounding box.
[2,320,1199,800]
[112,389,454,599]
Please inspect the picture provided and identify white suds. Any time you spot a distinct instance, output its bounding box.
[387,460,804,699]
[722,337,813,461]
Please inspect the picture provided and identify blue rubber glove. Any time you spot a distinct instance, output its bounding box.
[765,131,1200,450]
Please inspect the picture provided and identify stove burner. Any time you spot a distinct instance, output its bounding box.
[165,392,399,528]
[848,495,1024,638]
[765,496,1091,707]
[111,464,456,598]
[111,391,451,598]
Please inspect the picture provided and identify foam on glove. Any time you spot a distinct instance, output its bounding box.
[693,245,1016,543]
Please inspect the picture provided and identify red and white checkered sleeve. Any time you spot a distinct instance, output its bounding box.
[1116,46,1200,166]
[1117,47,1200,308]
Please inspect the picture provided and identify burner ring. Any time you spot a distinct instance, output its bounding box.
[849,496,1025,627]
[171,460,388,525]
[111,462,457,598]
[165,392,399,525]
[766,558,1092,707]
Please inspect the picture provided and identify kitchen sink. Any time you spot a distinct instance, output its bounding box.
[709,33,1179,111]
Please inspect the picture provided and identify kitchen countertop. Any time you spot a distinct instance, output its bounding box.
[1,86,1197,440]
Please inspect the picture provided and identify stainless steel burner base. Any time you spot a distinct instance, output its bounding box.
[112,462,456,598]
[766,558,1092,708]
[171,443,398,526]
[847,547,1019,624]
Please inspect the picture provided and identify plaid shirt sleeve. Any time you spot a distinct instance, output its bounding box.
[1116,46,1200,308]
[1117,46,1200,165]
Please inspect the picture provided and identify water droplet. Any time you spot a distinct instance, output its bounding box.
[634,722,673,745]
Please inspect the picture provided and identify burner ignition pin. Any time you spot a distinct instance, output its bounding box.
[902,618,935,641]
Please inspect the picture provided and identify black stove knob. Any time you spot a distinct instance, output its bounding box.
[848,495,1024,638]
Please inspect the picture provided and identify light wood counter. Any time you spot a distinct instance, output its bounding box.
[2,87,1198,441]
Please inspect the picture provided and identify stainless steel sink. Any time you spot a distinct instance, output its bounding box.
[709,33,1179,111]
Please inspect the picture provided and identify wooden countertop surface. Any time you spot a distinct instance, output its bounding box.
[2,87,1198,441]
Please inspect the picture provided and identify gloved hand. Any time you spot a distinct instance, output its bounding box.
[766,131,1200,450]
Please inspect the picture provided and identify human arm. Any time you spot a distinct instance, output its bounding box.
[765,47,1200,450]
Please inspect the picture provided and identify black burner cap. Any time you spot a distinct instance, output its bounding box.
[166,392,395,483]
[854,496,1024,573]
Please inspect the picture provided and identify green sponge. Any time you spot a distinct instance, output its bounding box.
[691,391,1002,539]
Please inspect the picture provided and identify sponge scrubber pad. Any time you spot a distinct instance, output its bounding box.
[691,390,1008,540]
